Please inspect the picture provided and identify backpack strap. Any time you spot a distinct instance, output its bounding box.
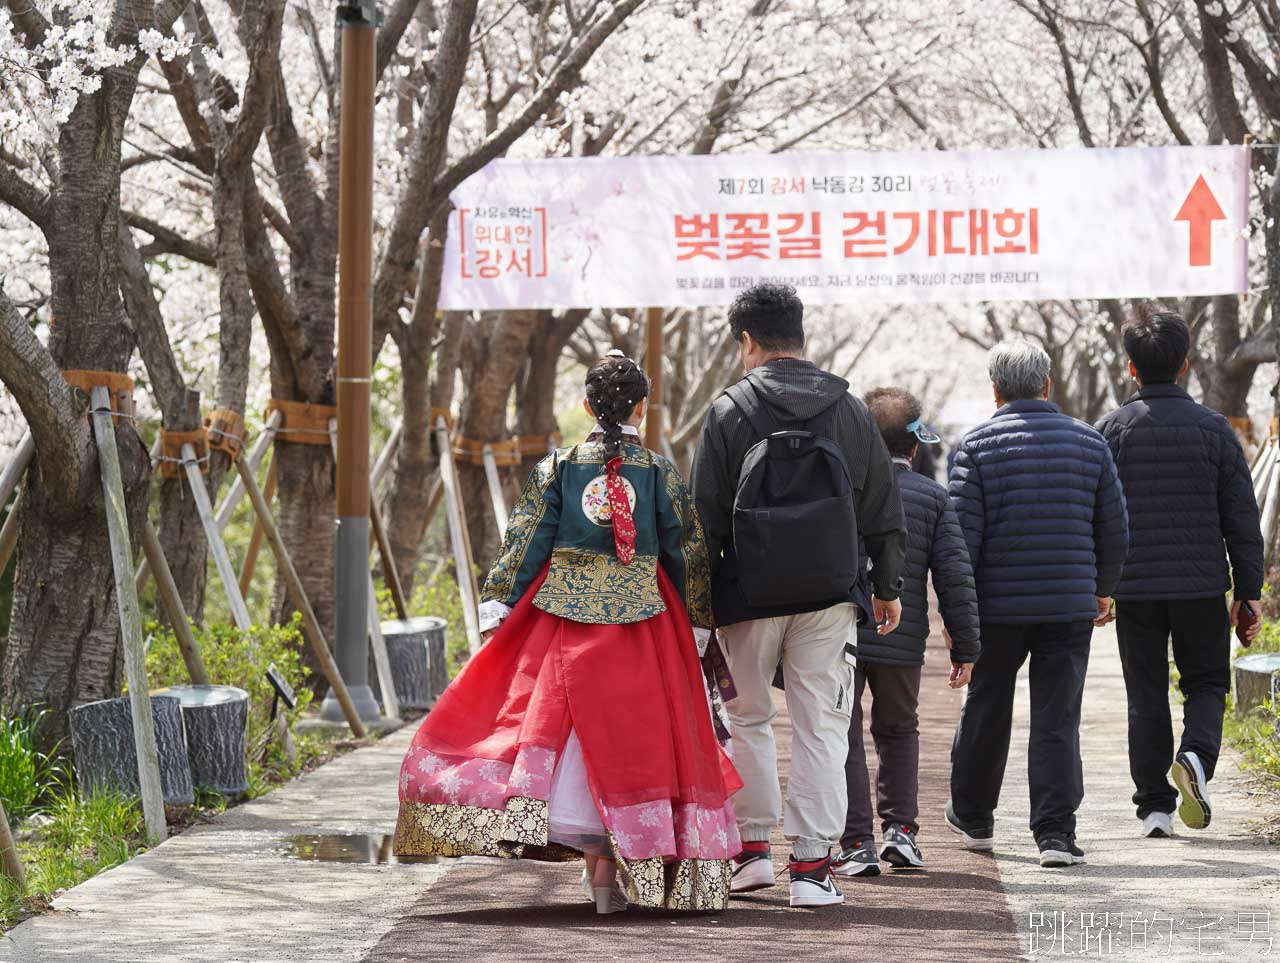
[726,378,782,441]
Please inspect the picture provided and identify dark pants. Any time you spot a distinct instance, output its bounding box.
[842,662,922,848]
[1116,596,1230,819]
[950,620,1092,840]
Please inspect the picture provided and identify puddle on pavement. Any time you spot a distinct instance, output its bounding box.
[276,834,440,865]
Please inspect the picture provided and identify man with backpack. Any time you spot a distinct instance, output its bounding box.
[691,283,906,908]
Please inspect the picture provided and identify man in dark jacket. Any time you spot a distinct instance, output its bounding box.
[691,283,905,908]
[945,339,1128,869]
[1096,307,1263,838]
[833,387,980,879]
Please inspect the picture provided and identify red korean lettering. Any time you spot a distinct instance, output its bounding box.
[891,212,920,255]
[969,209,989,256]
[675,214,720,260]
[725,213,770,259]
[942,211,966,255]
[777,212,821,260]
[843,212,888,258]
[992,208,1039,254]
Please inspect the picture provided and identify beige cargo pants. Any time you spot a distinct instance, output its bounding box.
[719,603,856,861]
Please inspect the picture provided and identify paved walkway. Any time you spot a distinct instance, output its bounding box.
[4,628,1277,962]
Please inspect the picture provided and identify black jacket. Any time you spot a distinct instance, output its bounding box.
[949,400,1129,624]
[1095,384,1263,601]
[691,358,905,627]
[856,463,980,666]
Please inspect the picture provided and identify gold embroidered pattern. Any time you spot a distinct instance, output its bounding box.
[482,451,561,605]
[571,441,652,469]
[609,831,732,911]
[393,797,578,863]
[533,548,666,624]
[657,456,714,629]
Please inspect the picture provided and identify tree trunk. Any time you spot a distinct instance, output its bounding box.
[270,441,336,693]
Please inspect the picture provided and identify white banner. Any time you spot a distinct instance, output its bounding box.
[438,146,1250,310]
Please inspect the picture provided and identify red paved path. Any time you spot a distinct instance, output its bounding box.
[367,635,1022,961]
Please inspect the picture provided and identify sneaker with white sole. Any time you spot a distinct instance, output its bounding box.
[1037,835,1084,868]
[788,855,844,907]
[831,840,881,877]
[1172,750,1212,830]
[1141,811,1175,838]
[730,848,776,894]
[594,884,627,915]
[944,801,994,851]
[881,823,925,869]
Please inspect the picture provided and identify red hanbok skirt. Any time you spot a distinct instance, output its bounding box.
[393,566,741,910]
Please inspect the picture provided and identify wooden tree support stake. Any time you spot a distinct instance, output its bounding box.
[0,490,21,576]
[371,421,402,492]
[482,444,509,538]
[369,492,409,619]
[1263,448,1280,572]
[435,416,483,655]
[0,431,34,510]
[89,386,166,846]
[239,455,277,599]
[366,570,400,718]
[142,520,211,686]
[234,456,367,738]
[0,798,23,888]
[1254,441,1277,506]
[182,442,254,638]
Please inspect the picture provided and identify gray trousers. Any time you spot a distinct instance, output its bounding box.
[719,604,855,861]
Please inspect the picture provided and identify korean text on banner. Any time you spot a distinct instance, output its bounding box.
[437,146,1250,310]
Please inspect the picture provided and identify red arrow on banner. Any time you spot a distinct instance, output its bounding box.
[1174,174,1226,267]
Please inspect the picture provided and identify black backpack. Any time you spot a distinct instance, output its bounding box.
[726,379,861,609]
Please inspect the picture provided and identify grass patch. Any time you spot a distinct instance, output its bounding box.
[1223,603,1280,836]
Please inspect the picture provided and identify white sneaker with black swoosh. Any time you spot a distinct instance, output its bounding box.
[730,849,776,894]
[1172,750,1212,830]
[789,855,844,907]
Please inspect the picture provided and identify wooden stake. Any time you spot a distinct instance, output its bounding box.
[481,444,509,538]
[1263,450,1280,571]
[0,799,24,889]
[366,570,400,718]
[1253,441,1276,506]
[182,443,254,636]
[369,492,409,619]
[142,520,210,686]
[89,386,166,845]
[435,417,482,655]
[423,476,444,530]
[0,490,21,576]
[0,432,33,511]
[134,409,281,593]
[234,456,367,738]
[238,455,277,599]
[371,421,402,493]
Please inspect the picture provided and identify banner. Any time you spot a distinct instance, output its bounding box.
[438,146,1250,310]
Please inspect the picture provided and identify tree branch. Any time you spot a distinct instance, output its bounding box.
[0,162,51,232]
[124,211,216,266]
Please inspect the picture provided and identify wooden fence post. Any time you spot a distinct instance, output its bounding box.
[89,386,166,845]
[234,456,368,737]
[142,520,211,686]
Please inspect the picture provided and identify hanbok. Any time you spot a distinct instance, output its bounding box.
[393,432,741,911]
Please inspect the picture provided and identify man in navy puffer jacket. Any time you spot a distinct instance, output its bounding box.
[832,388,980,879]
[945,340,1128,869]
[1096,307,1263,839]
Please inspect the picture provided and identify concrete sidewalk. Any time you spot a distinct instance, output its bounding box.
[4,627,1277,962]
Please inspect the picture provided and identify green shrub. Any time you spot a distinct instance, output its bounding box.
[0,709,66,827]
[408,562,473,677]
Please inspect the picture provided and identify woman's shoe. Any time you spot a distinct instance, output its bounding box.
[594,885,627,915]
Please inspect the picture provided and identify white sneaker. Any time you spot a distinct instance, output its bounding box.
[788,857,844,907]
[1141,811,1174,838]
[730,852,776,893]
[594,885,627,915]
[1172,751,1212,829]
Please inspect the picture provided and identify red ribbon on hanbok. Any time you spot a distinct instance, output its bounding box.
[605,455,636,565]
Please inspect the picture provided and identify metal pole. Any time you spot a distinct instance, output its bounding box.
[644,307,664,450]
[322,0,380,724]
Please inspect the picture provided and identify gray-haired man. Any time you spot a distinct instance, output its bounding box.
[944,341,1128,868]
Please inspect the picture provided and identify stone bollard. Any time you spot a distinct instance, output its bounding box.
[69,694,194,806]
[154,685,250,796]
[370,617,448,712]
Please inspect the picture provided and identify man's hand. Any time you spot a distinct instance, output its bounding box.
[942,627,953,650]
[1230,600,1262,646]
[872,596,901,636]
[948,662,973,689]
[1093,597,1115,627]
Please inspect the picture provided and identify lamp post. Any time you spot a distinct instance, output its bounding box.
[321,0,381,724]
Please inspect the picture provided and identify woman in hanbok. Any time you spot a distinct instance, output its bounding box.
[393,351,741,915]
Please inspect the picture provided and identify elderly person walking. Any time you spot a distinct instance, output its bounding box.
[945,340,1128,868]
[1096,307,1263,838]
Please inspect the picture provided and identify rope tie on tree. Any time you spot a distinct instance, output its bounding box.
[62,370,135,424]
[156,427,210,478]
[205,409,247,461]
